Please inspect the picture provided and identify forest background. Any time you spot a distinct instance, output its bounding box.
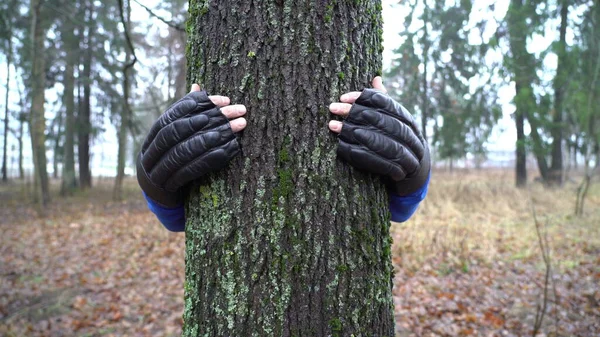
[0,0,599,336]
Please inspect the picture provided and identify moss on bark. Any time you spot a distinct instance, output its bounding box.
[184,1,393,336]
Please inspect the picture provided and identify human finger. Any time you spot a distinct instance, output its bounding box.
[337,140,405,181]
[230,117,247,133]
[220,104,246,119]
[163,139,240,192]
[339,91,362,104]
[372,76,387,93]
[343,127,419,174]
[329,102,352,117]
[190,83,201,92]
[208,95,231,107]
[149,124,233,187]
[328,120,343,133]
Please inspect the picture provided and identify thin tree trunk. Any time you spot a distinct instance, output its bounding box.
[113,0,136,201]
[52,110,63,179]
[61,21,78,195]
[2,35,11,182]
[515,89,527,186]
[421,2,429,141]
[18,114,24,180]
[525,111,549,180]
[549,0,569,185]
[78,1,94,189]
[184,1,393,336]
[30,0,50,206]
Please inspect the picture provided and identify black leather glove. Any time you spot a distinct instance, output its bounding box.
[137,90,240,208]
[337,89,430,196]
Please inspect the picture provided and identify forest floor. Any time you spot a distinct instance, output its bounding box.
[0,170,599,337]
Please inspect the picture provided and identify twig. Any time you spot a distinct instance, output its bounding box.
[117,0,137,70]
[527,187,557,336]
[131,0,185,32]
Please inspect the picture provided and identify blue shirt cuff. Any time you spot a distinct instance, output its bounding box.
[388,174,430,222]
[143,192,186,232]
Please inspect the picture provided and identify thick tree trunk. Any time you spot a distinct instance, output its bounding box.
[549,0,569,185]
[61,22,78,195]
[2,35,11,182]
[30,0,50,205]
[78,2,94,189]
[184,1,394,336]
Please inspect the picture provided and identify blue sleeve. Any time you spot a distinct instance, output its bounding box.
[388,174,430,223]
[143,192,186,232]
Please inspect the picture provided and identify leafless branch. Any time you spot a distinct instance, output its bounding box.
[131,0,185,32]
[528,188,557,337]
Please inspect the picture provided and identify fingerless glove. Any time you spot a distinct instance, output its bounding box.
[137,91,240,207]
[337,89,430,196]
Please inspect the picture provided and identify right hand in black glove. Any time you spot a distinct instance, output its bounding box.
[137,84,247,208]
[328,77,430,196]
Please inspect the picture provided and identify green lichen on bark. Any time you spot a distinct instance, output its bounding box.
[184,1,392,336]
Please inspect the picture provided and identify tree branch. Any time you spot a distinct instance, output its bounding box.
[117,0,137,70]
[131,0,185,32]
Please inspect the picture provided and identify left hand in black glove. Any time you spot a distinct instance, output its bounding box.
[328,76,430,196]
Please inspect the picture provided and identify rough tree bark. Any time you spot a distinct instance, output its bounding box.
[30,0,50,205]
[183,1,394,336]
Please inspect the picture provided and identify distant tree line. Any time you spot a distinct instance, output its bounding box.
[387,0,599,189]
[0,0,187,203]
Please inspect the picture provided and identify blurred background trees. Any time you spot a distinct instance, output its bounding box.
[0,0,599,209]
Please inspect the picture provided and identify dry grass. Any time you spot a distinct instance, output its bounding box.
[392,169,600,271]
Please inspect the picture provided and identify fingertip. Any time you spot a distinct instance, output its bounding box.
[372,76,387,93]
[231,117,247,132]
[210,95,231,106]
[328,120,342,133]
[190,83,201,92]
[340,91,361,103]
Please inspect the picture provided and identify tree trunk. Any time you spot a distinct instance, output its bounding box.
[507,0,534,187]
[2,35,11,182]
[421,2,429,141]
[61,21,78,195]
[78,1,94,189]
[18,114,24,180]
[30,0,50,205]
[549,0,569,185]
[113,0,135,201]
[525,111,549,180]
[515,86,527,187]
[52,110,63,179]
[184,1,394,336]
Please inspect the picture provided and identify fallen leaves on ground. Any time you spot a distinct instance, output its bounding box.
[1,177,599,336]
